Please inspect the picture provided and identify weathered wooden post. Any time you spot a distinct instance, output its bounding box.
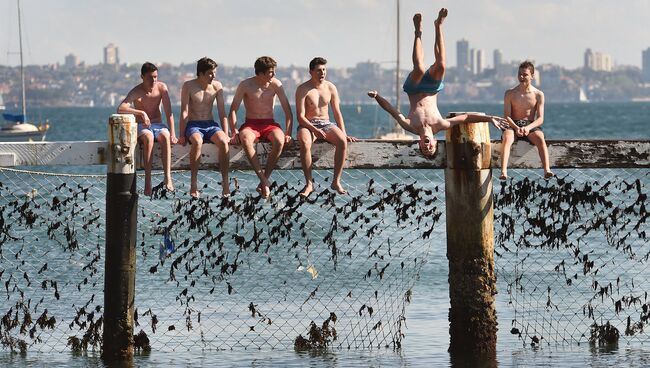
[445,115,497,358]
[103,114,138,359]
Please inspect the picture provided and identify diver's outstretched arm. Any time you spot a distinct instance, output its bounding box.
[367,91,417,135]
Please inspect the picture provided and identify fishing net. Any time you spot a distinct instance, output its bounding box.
[0,167,443,353]
[494,168,649,347]
[0,166,647,353]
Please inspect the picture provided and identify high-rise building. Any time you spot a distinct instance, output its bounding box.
[476,49,485,74]
[584,48,612,72]
[493,49,503,69]
[64,53,79,68]
[642,47,650,81]
[103,43,119,65]
[456,39,469,72]
[469,48,474,73]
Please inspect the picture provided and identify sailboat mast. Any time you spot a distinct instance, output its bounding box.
[394,0,403,134]
[17,0,26,121]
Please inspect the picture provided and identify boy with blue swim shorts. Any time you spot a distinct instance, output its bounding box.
[118,62,177,196]
[179,57,231,198]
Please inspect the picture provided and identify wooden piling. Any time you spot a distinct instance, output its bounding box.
[444,116,497,357]
[103,114,138,359]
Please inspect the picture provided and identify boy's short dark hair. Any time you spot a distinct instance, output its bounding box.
[197,57,218,76]
[141,62,157,76]
[254,56,277,75]
[519,60,535,75]
[309,57,327,71]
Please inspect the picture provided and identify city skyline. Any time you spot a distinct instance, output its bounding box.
[0,1,648,70]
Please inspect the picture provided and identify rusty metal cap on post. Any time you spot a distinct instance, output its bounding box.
[108,114,137,174]
[445,112,491,170]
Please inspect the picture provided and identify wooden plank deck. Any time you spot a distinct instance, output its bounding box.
[0,139,648,169]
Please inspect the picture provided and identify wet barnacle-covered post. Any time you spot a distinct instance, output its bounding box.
[103,114,138,359]
[444,114,497,357]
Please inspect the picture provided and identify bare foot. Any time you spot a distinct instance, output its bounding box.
[413,13,422,33]
[190,190,200,199]
[299,181,314,198]
[164,181,175,192]
[367,90,378,98]
[499,172,508,181]
[435,8,448,27]
[144,186,153,197]
[331,182,347,195]
[222,180,230,197]
[544,171,555,180]
[256,180,270,199]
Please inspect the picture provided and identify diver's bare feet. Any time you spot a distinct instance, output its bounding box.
[299,181,314,198]
[331,182,347,195]
[367,90,378,98]
[413,13,423,33]
[435,8,448,27]
[544,171,555,180]
[499,172,508,181]
[190,190,200,199]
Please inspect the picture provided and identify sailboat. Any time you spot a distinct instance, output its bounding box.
[1,0,49,141]
[578,87,589,103]
[376,0,415,140]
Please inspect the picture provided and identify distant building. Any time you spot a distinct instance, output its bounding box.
[64,53,79,68]
[456,39,469,73]
[103,43,119,65]
[353,61,381,80]
[642,47,650,81]
[493,49,503,69]
[584,48,612,72]
[476,49,485,74]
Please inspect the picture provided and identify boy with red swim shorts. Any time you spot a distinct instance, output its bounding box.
[229,56,293,199]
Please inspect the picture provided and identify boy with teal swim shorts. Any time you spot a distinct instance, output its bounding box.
[118,62,177,196]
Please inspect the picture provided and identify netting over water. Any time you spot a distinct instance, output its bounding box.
[0,167,647,353]
[0,168,443,353]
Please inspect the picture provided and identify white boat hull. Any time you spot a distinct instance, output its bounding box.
[0,123,47,142]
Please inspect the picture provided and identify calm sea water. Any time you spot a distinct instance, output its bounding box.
[1,103,649,367]
[26,101,650,142]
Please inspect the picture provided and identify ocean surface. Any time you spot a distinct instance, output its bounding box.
[25,101,650,142]
[1,102,649,367]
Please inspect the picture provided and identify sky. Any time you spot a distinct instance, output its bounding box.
[1,0,649,70]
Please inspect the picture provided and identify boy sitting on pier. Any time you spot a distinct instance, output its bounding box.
[295,57,357,197]
[228,56,293,199]
[500,61,554,180]
[118,62,177,196]
[178,57,231,198]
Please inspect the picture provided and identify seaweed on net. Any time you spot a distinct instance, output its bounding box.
[0,168,442,352]
[495,171,649,346]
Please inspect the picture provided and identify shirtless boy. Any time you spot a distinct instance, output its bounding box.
[118,62,177,196]
[229,56,293,198]
[500,61,554,180]
[179,57,230,198]
[296,57,357,197]
[368,9,507,156]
